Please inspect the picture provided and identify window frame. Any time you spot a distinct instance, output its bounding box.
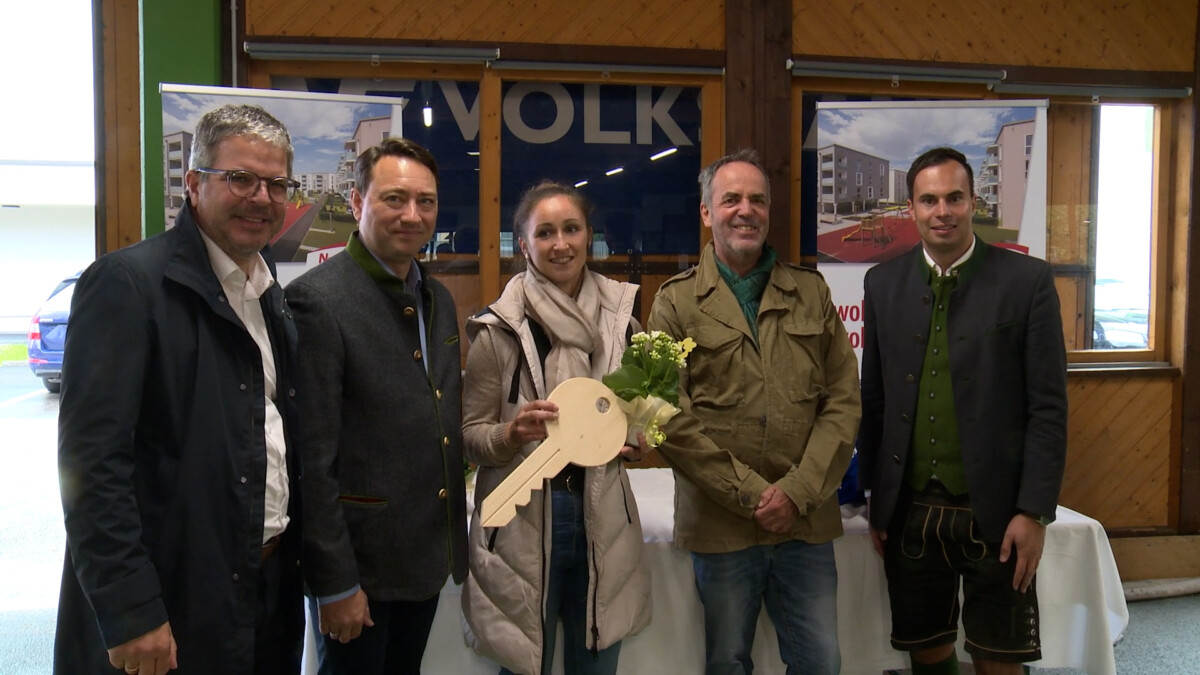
[788,76,1174,364]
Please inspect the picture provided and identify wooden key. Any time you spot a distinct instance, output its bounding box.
[480,377,628,528]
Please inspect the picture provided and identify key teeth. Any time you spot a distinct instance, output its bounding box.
[481,493,529,528]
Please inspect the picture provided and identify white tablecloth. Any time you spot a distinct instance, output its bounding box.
[307,468,1128,674]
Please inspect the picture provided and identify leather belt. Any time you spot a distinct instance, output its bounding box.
[548,465,586,492]
[261,534,281,561]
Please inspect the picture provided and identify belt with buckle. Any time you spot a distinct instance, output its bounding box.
[548,465,585,492]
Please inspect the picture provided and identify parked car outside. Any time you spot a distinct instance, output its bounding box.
[1093,278,1150,350]
[27,272,80,393]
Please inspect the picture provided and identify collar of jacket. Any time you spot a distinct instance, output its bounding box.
[345,231,423,297]
[164,200,281,323]
[692,242,804,343]
[694,242,799,298]
[914,235,988,288]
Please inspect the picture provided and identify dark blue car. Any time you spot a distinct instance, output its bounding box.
[27,272,80,393]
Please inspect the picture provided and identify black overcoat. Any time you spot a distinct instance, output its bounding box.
[54,204,304,673]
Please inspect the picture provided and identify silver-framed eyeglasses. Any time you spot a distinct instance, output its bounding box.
[194,168,300,204]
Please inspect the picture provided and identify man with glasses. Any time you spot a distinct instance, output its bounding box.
[56,104,305,675]
[287,137,467,674]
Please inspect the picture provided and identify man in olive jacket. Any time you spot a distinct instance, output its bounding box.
[288,137,468,674]
[648,149,860,675]
[55,104,304,675]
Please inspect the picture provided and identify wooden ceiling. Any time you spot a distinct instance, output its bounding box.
[794,0,1196,72]
[245,0,725,50]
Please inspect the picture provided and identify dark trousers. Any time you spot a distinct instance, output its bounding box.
[317,594,440,675]
[255,550,302,675]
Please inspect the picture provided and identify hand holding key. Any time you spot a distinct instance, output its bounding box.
[481,378,628,528]
[505,400,559,448]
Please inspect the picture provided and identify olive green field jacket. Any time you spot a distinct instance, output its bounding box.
[647,243,861,553]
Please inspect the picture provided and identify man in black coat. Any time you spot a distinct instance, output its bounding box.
[288,137,468,674]
[55,104,305,675]
[858,146,1068,675]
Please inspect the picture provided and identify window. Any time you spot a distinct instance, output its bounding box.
[1091,105,1153,351]
[499,81,702,259]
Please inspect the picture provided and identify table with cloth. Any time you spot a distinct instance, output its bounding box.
[304,468,1128,675]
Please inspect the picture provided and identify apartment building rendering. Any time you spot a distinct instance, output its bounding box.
[818,144,890,215]
[162,130,192,229]
[297,172,338,196]
[335,115,398,197]
[979,119,1034,230]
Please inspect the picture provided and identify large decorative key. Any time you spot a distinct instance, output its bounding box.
[481,377,628,528]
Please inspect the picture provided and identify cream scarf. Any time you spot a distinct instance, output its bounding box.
[520,266,605,392]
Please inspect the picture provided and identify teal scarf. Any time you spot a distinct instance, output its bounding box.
[716,246,777,340]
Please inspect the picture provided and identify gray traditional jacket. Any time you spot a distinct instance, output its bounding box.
[288,233,468,602]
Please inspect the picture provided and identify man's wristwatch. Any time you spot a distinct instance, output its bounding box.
[1021,510,1054,527]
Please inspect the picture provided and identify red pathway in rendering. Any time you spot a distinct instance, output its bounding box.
[817,213,922,264]
[270,203,314,245]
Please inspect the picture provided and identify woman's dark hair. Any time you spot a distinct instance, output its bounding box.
[512,180,594,245]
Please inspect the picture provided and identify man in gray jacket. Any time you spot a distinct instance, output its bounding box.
[288,137,468,674]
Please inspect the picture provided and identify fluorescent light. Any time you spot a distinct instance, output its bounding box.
[467,151,480,156]
[788,58,1005,86]
[605,167,624,176]
[422,104,433,127]
[574,180,589,188]
[243,42,499,64]
[650,147,678,161]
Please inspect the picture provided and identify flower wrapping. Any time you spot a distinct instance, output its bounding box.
[602,331,695,447]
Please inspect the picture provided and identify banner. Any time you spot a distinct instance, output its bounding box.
[813,100,1049,364]
[161,84,408,284]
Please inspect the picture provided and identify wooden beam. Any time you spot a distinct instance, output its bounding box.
[97,0,143,253]
[1178,15,1200,533]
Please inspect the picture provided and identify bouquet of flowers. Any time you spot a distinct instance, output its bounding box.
[602,330,695,447]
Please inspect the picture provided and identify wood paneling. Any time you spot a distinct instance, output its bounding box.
[1063,374,1176,528]
[1046,104,1093,267]
[792,0,1196,72]
[1110,535,1200,581]
[98,0,144,253]
[245,0,725,50]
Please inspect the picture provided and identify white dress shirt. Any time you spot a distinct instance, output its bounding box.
[200,231,290,544]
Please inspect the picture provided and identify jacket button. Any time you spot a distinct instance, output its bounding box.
[740,494,752,506]
[759,415,767,427]
[436,389,442,400]
[232,573,239,581]
[442,436,450,447]
[914,334,923,343]
[921,296,930,305]
[240,476,247,484]
[414,350,422,361]
[240,383,247,391]
[404,306,416,317]
[901,413,910,423]
[438,488,447,499]
[892,454,901,464]
[905,373,915,383]
[289,388,296,397]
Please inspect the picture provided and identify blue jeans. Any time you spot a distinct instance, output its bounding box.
[502,487,621,675]
[692,540,840,675]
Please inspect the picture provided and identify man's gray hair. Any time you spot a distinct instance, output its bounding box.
[698,148,770,208]
[189,104,294,175]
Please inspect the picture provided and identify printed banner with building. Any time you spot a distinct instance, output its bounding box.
[161,84,406,284]
[812,100,1049,364]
